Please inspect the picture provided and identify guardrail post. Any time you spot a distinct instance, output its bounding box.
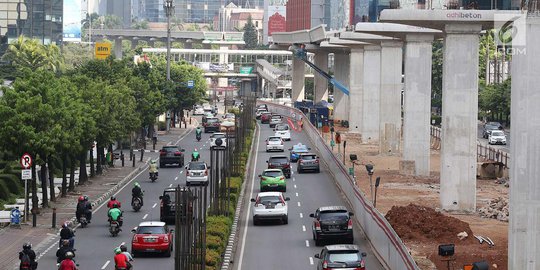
[52,208,57,228]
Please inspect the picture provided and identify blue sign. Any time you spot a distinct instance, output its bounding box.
[187,80,194,88]
[10,208,21,225]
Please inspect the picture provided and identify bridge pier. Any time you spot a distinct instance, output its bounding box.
[348,47,364,133]
[291,57,306,102]
[313,51,329,103]
[332,52,349,122]
[114,38,123,59]
[361,45,381,143]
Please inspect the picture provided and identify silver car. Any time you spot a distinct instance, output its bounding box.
[297,153,320,173]
[185,161,208,186]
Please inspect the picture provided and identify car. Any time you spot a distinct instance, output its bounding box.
[204,117,221,133]
[259,169,286,192]
[486,121,503,130]
[250,192,290,225]
[488,130,507,145]
[210,132,227,149]
[257,104,268,110]
[256,108,268,119]
[260,112,272,123]
[274,123,291,141]
[223,113,235,121]
[267,155,291,178]
[289,143,311,162]
[269,115,283,128]
[185,161,208,186]
[314,245,366,270]
[131,221,173,257]
[297,153,320,173]
[159,188,177,223]
[310,206,354,246]
[266,136,284,152]
[482,124,501,139]
[193,106,205,115]
[159,145,185,168]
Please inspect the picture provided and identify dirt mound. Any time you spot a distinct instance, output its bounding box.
[385,204,475,244]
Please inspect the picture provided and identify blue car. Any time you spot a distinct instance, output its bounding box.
[289,143,311,162]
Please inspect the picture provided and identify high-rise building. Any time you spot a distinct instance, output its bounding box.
[175,0,222,23]
[0,0,63,53]
[286,0,351,31]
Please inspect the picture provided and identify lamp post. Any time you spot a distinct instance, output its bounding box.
[373,176,381,207]
[365,164,374,203]
[164,0,174,81]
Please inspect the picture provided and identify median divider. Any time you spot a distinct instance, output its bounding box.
[261,101,419,270]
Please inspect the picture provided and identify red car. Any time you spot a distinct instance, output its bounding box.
[131,221,173,257]
[261,112,272,124]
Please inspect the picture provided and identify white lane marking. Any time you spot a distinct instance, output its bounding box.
[169,184,173,187]
[297,202,301,207]
[309,257,314,265]
[175,176,178,180]
[302,225,306,232]
[101,260,110,269]
[305,240,310,247]
[293,177,296,182]
[143,214,148,220]
[295,192,299,197]
[152,203,157,208]
[294,184,297,189]
[238,123,261,270]
[300,213,303,218]
[180,170,183,174]
[291,171,294,175]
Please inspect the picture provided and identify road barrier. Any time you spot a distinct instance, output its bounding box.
[261,101,419,270]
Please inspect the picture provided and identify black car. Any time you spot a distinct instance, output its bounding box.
[297,153,320,173]
[204,117,221,133]
[314,245,366,270]
[310,206,354,246]
[159,188,193,223]
[159,145,185,168]
[267,155,291,178]
[482,124,501,139]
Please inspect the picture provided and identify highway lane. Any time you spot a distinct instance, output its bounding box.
[36,122,215,270]
[235,122,384,270]
[476,123,510,152]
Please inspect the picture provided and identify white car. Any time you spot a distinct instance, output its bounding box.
[185,161,208,186]
[250,192,290,225]
[266,136,284,152]
[210,132,227,149]
[488,130,507,145]
[274,124,291,141]
[269,115,282,128]
[193,107,205,115]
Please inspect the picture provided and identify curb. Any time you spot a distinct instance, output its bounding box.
[220,124,258,270]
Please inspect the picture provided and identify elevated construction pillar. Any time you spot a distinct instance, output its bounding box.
[333,52,349,122]
[361,45,381,143]
[291,57,306,102]
[348,48,364,133]
[314,51,329,103]
[114,38,123,59]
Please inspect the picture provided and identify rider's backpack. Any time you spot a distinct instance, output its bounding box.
[20,252,31,269]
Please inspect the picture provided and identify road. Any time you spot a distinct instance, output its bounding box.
[476,123,510,152]
[233,122,384,270]
[36,122,209,270]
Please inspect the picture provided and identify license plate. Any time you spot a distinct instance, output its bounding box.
[329,225,340,230]
[146,248,155,251]
[144,238,157,243]
[194,173,201,176]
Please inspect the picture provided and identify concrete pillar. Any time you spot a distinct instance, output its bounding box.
[379,41,403,155]
[508,16,540,269]
[291,57,306,102]
[131,39,138,50]
[114,38,123,59]
[440,24,482,211]
[401,34,434,176]
[148,40,155,47]
[333,52,350,122]
[361,45,381,143]
[348,48,364,133]
[314,51,329,103]
[184,42,193,49]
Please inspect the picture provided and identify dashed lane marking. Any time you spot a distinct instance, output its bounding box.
[302,225,306,232]
[295,192,299,197]
[169,184,173,187]
[143,214,148,220]
[101,260,110,269]
[294,184,297,189]
[300,213,303,218]
[293,177,296,182]
[309,257,314,265]
[305,240,310,247]
[152,203,157,208]
[297,202,301,207]
[175,176,178,181]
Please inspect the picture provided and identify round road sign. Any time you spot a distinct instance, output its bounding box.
[20,153,32,169]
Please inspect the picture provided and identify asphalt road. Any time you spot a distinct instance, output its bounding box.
[476,123,510,152]
[36,122,211,270]
[233,122,384,270]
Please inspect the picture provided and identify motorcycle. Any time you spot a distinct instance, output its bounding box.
[149,172,158,182]
[192,153,200,162]
[196,132,202,142]
[79,216,88,228]
[132,197,142,212]
[109,220,121,237]
[57,262,79,270]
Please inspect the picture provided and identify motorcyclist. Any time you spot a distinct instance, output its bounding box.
[83,196,92,223]
[131,182,143,207]
[19,242,37,270]
[76,196,92,224]
[114,247,130,270]
[120,245,133,269]
[149,160,158,178]
[108,203,123,227]
[195,126,202,138]
[107,196,122,209]
[59,222,75,249]
[58,251,77,270]
[191,149,200,161]
[56,240,76,264]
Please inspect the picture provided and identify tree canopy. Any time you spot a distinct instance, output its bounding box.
[243,16,259,49]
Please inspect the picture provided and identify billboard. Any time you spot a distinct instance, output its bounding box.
[264,0,287,44]
[63,0,82,42]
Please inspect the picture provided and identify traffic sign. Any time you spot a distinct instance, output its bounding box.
[10,208,21,225]
[95,42,112,60]
[21,169,32,180]
[20,153,32,169]
[187,80,194,88]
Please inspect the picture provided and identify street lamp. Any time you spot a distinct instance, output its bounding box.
[365,164,374,203]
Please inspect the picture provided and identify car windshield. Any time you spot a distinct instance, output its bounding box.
[269,157,288,164]
[485,125,498,130]
[269,137,281,142]
[263,170,283,177]
[320,210,349,221]
[301,155,316,160]
[491,130,504,136]
[162,192,175,203]
[487,122,501,126]
[163,147,179,152]
[271,115,281,119]
[207,118,219,124]
[189,162,206,170]
[137,226,166,234]
[328,251,361,262]
[276,125,289,131]
[258,195,281,204]
[225,113,235,118]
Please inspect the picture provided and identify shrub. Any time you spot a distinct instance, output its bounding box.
[229,177,242,194]
[0,174,22,194]
[158,121,167,131]
[207,222,230,241]
[431,114,441,126]
[0,180,10,201]
[206,234,224,250]
[205,248,220,266]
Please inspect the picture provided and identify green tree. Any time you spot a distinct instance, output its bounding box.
[2,36,64,73]
[132,19,149,30]
[103,15,123,29]
[431,40,443,112]
[243,16,259,49]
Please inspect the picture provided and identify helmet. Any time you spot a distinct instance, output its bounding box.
[78,196,84,202]
[23,243,31,250]
[112,203,119,208]
[62,223,67,228]
[111,196,116,201]
[120,245,127,252]
[151,160,156,164]
[62,240,70,247]
[65,251,74,259]
[83,195,89,201]
[194,148,198,152]
[134,182,140,187]
[114,248,122,254]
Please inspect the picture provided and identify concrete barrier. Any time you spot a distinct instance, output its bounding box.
[261,101,419,270]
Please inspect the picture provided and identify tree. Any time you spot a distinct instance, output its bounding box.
[2,36,64,73]
[431,40,443,112]
[132,20,149,30]
[243,15,259,49]
[103,15,123,29]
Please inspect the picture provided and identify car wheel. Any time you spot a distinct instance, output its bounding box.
[253,217,259,226]
[283,216,288,224]
[132,250,138,258]
[164,247,171,257]
[282,186,287,192]
[160,163,164,168]
[316,168,320,173]
[315,238,322,246]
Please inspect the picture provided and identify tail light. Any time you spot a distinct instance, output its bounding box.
[322,260,329,270]
[347,219,353,230]
[280,140,283,145]
[314,220,321,231]
[174,151,181,156]
[359,259,366,268]
[160,150,166,156]
[205,169,208,176]
[315,159,320,164]
[266,140,269,145]
[160,201,164,208]
[280,176,285,180]
[163,235,169,243]
[283,163,290,169]
[299,159,304,164]
[132,236,138,243]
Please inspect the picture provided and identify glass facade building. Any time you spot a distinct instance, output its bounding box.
[175,0,224,23]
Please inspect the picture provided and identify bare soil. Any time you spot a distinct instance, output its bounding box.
[329,127,508,270]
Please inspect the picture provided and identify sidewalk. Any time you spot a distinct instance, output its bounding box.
[0,126,192,270]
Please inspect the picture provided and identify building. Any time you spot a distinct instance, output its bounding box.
[0,0,63,53]
[174,0,222,24]
[263,0,287,44]
[285,0,351,31]
[212,3,263,33]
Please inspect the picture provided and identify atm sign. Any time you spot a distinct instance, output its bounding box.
[95,42,112,60]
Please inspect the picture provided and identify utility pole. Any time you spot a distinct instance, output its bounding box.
[164,0,174,132]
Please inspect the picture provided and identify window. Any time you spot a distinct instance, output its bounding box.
[301,155,316,160]
[319,210,349,221]
[328,251,361,262]
[188,162,206,170]
[263,170,283,177]
[137,226,167,234]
